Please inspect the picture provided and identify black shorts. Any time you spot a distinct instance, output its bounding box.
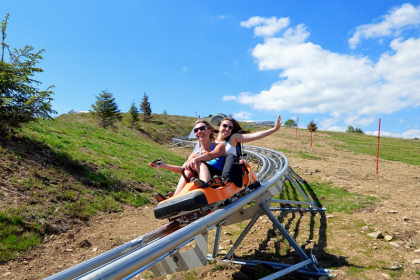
[203,162,223,177]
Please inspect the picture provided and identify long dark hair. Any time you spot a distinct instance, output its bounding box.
[217,117,249,141]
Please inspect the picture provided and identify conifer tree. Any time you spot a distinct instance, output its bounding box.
[307,120,318,132]
[140,92,152,122]
[91,90,122,129]
[0,13,56,133]
[128,100,139,126]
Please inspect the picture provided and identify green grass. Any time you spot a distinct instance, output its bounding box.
[0,212,42,262]
[278,181,378,213]
[324,130,420,165]
[0,113,196,262]
[276,148,324,160]
[21,113,192,190]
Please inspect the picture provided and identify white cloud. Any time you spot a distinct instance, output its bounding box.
[401,129,420,138]
[344,115,376,127]
[349,3,420,49]
[227,8,420,130]
[233,111,252,120]
[365,129,420,139]
[222,95,237,101]
[181,67,188,74]
[325,126,347,133]
[240,16,290,38]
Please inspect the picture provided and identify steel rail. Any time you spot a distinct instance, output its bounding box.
[46,143,327,279]
[58,148,288,279]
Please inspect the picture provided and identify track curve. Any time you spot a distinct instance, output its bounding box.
[45,141,329,280]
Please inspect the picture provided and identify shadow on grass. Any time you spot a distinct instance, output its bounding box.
[1,135,142,193]
[229,171,365,279]
[0,134,153,264]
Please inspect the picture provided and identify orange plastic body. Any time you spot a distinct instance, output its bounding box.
[169,162,256,204]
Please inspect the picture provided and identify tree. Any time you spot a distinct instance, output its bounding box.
[91,90,122,129]
[140,92,152,122]
[347,125,364,134]
[0,13,56,133]
[307,120,318,132]
[128,100,139,126]
[284,119,297,127]
[354,128,364,134]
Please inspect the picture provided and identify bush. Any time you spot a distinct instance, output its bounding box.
[284,119,297,127]
[346,125,364,134]
[307,120,318,132]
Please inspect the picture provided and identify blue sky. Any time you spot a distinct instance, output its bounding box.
[1,1,420,138]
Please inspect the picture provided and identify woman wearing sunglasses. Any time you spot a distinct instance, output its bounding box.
[189,116,282,187]
[215,115,282,188]
[149,120,226,202]
[185,115,282,189]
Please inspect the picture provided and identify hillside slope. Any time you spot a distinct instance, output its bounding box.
[1,115,420,279]
[0,113,195,263]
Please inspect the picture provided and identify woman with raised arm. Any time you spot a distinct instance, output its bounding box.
[148,120,225,202]
[184,116,282,188]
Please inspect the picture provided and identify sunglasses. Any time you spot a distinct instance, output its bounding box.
[194,125,207,133]
[222,124,233,130]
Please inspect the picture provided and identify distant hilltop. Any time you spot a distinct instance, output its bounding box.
[68,110,90,114]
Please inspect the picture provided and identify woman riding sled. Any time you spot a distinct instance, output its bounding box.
[148,120,226,202]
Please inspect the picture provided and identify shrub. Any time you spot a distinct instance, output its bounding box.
[307,120,318,132]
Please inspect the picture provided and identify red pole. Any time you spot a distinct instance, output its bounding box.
[376,118,381,175]
[296,116,299,136]
[310,130,313,149]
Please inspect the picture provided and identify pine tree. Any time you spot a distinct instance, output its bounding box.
[0,14,56,133]
[128,100,140,126]
[140,92,152,122]
[91,90,122,129]
[307,120,318,132]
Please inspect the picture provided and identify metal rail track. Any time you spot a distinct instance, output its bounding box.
[46,141,331,280]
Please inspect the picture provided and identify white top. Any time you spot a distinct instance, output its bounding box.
[224,141,236,155]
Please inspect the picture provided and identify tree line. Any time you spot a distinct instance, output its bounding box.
[283,118,364,134]
[91,90,153,129]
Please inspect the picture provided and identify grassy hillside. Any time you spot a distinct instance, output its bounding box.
[1,113,419,263]
[324,130,420,165]
[0,113,196,262]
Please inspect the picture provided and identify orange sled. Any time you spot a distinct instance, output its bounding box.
[153,162,259,221]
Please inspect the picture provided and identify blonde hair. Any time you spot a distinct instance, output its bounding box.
[194,120,216,142]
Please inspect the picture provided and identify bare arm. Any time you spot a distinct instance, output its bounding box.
[184,142,226,170]
[148,161,184,173]
[148,151,200,173]
[231,116,282,146]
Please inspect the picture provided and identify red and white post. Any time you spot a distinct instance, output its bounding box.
[376,118,381,175]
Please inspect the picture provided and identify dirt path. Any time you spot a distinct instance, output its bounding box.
[1,127,420,279]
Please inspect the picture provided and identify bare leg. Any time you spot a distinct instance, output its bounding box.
[173,169,194,195]
[196,162,211,182]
